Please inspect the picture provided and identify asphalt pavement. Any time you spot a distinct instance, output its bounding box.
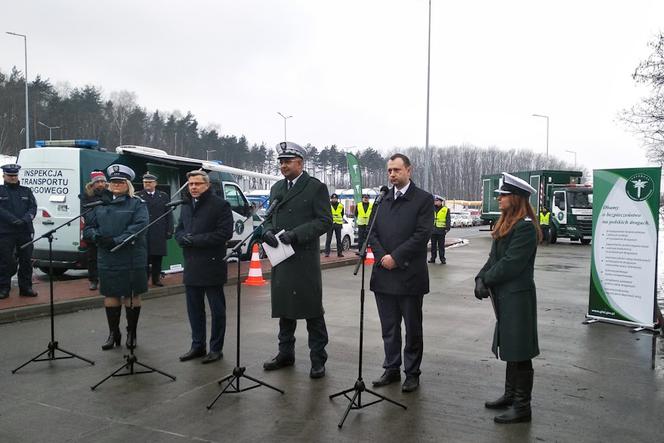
[0,230,662,442]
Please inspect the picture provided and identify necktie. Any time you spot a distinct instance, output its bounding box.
[288,181,293,190]
[395,190,403,199]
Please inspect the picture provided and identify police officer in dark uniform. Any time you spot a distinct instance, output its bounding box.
[0,164,38,299]
[136,172,174,286]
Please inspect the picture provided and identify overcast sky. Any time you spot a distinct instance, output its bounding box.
[2,0,663,171]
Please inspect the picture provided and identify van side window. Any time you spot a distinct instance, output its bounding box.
[224,183,249,216]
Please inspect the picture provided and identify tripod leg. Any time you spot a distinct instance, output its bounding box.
[90,363,131,390]
[54,345,95,365]
[242,373,285,394]
[338,389,361,428]
[11,348,51,374]
[365,388,407,409]
[207,375,240,409]
[329,385,356,400]
[134,360,176,381]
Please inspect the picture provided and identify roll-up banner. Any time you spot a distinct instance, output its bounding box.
[588,167,661,328]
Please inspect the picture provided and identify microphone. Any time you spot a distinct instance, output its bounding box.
[165,199,185,208]
[373,186,390,205]
[83,200,106,208]
[264,198,281,217]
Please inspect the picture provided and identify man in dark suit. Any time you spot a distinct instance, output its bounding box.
[369,153,433,392]
[261,142,333,379]
[175,170,234,364]
[136,172,174,286]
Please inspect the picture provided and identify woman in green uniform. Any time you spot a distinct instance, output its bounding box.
[475,172,541,424]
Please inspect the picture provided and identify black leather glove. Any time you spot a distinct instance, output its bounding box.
[278,231,296,245]
[166,232,173,240]
[12,218,25,226]
[474,277,489,300]
[97,236,115,249]
[262,230,278,248]
[180,233,194,247]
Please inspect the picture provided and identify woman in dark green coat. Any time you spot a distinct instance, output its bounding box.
[83,165,148,351]
[475,173,541,424]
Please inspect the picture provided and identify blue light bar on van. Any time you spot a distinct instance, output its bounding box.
[34,139,99,148]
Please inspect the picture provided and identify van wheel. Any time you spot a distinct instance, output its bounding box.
[580,239,591,245]
[342,235,351,251]
[549,226,558,244]
[38,266,67,276]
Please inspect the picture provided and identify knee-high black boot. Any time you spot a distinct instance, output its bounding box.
[125,305,141,349]
[102,306,122,350]
[494,367,533,424]
[485,362,516,409]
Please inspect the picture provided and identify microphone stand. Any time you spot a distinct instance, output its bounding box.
[207,206,284,409]
[12,209,96,373]
[329,193,406,428]
[91,205,177,390]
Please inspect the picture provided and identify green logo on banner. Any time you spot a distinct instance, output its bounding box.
[625,173,654,202]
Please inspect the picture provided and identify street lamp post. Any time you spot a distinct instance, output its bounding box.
[531,113,549,158]
[423,0,432,193]
[565,149,577,168]
[38,121,60,141]
[7,31,29,150]
[277,112,292,142]
[206,149,216,161]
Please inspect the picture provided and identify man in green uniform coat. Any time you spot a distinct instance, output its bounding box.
[261,142,333,379]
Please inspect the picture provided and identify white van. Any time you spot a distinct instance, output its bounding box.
[17,140,280,275]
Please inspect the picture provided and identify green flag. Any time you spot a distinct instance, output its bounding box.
[346,153,363,204]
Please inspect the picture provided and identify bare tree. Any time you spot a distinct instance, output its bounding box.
[621,32,664,163]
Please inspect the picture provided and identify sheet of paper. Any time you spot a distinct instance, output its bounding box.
[263,229,295,267]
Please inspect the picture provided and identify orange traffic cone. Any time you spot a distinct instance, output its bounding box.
[244,243,267,286]
[364,247,375,265]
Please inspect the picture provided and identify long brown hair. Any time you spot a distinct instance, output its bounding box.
[492,194,542,242]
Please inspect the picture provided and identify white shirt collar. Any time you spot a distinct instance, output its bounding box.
[288,172,304,186]
[394,181,411,198]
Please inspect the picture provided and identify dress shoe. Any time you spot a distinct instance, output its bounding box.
[89,281,98,291]
[201,351,223,364]
[310,365,326,379]
[372,369,401,387]
[152,281,164,287]
[337,253,344,257]
[19,288,38,297]
[179,347,207,361]
[401,375,420,393]
[428,258,436,263]
[324,253,330,258]
[263,354,295,371]
[0,289,9,299]
[441,258,447,265]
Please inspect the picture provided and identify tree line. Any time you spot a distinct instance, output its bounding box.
[0,66,576,199]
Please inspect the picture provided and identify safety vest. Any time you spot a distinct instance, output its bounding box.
[356,202,373,226]
[539,212,550,226]
[331,203,344,225]
[435,206,448,228]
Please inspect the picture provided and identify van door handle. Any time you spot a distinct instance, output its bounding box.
[42,220,55,225]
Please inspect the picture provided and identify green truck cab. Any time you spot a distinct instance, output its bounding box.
[480,169,593,244]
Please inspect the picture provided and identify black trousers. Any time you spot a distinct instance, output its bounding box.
[0,232,34,292]
[374,292,424,377]
[185,285,226,352]
[277,316,328,367]
[87,243,98,283]
[357,225,368,249]
[324,224,343,255]
[540,226,550,243]
[430,232,447,260]
[146,255,163,283]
